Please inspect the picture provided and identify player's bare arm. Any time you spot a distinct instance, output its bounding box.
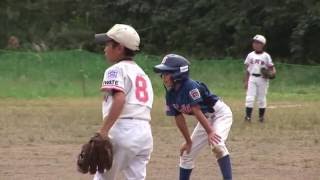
[191,105,221,145]
[99,90,125,138]
[175,114,192,155]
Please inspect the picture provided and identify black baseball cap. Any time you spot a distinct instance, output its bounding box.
[94,33,112,45]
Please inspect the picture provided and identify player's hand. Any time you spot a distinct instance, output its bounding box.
[180,142,192,156]
[208,132,221,146]
[97,128,109,140]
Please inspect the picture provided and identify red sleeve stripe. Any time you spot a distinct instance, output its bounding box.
[101,85,125,92]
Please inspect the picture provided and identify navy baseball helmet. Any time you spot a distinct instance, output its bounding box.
[154,54,190,81]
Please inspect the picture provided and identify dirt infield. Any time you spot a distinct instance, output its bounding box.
[0,98,319,180]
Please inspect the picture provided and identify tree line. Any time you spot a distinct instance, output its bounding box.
[1,0,320,64]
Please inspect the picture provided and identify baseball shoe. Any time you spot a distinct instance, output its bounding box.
[244,116,251,122]
[259,117,264,123]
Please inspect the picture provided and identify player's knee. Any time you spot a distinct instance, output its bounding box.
[211,144,229,159]
[180,153,194,169]
[245,96,255,107]
[257,97,267,108]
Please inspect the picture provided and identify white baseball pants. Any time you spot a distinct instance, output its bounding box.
[245,76,269,108]
[180,100,233,169]
[94,119,153,180]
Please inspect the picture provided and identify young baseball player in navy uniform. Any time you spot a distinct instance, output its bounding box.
[94,24,154,180]
[154,54,233,180]
[244,35,276,122]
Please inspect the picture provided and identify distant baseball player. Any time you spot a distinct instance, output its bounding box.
[94,24,154,180]
[244,35,276,122]
[154,54,233,180]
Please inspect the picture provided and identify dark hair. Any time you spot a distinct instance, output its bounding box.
[110,39,136,57]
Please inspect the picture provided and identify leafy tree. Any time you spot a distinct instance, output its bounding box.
[0,0,319,64]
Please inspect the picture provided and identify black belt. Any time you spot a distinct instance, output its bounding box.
[251,73,261,77]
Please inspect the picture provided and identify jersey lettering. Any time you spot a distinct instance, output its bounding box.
[103,80,119,86]
[250,59,266,65]
[173,104,192,114]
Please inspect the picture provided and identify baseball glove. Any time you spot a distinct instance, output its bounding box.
[261,67,275,79]
[77,133,113,174]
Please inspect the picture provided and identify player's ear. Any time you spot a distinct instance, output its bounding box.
[118,45,126,54]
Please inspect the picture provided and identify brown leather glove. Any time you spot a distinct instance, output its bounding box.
[261,67,275,79]
[77,133,113,174]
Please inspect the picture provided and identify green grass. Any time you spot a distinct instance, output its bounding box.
[0,49,319,100]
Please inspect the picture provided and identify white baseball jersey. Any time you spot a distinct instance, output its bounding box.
[101,60,153,121]
[244,51,274,74]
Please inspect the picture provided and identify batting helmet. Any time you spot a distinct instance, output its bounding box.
[154,54,190,81]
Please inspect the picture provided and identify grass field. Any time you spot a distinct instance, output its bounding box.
[0,50,319,100]
[0,50,319,179]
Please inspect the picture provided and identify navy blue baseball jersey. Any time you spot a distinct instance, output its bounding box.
[166,79,219,116]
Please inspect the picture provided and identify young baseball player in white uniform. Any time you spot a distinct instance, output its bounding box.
[244,35,276,122]
[94,24,154,180]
